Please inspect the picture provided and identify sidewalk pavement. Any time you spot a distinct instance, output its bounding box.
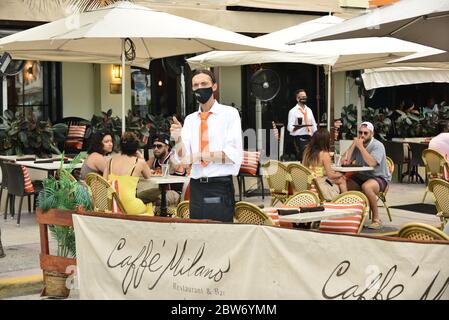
[0,175,442,300]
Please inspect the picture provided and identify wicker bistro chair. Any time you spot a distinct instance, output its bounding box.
[285,191,320,207]
[234,201,275,226]
[176,200,190,219]
[287,163,313,194]
[261,160,291,206]
[422,149,448,202]
[332,191,370,234]
[3,162,42,226]
[428,179,449,229]
[398,222,449,241]
[85,173,126,213]
[374,156,394,222]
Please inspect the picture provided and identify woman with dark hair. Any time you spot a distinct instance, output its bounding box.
[103,132,153,215]
[79,131,113,180]
[302,128,347,195]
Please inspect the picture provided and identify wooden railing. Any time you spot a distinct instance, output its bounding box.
[36,208,217,276]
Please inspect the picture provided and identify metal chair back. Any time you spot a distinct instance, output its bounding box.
[176,200,190,219]
[422,149,446,178]
[287,163,313,194]
[428,178,449,229]
[0,159,8,190]
[332,191,370,234]
[234,201,274,225]
[285,191,320,207]
[261,160,291,205]
[85,173,126,213]
[398,222,449,241]
[4,162,27,196]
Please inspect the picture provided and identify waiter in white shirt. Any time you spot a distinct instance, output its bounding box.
[287,89,317,161]
[170,69,243,222]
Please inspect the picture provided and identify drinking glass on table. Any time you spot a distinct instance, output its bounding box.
[334,153,341,166]
[161,164,169,176]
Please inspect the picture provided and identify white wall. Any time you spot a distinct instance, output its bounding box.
[333,71,360,119]
[62,63,132,120]
[333,71,346,120]
[99,64,132,117]
[62,62,96,120]
[218,66,242,111]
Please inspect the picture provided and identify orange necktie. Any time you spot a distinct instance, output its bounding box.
[199,112,211,167]
[298,106,312,135]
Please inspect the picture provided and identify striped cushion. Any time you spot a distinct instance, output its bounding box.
[239,151,260,176]
[65,139,84,151]
[65,125,86,151]
[263,208,280,226]
[110,179,123,214]
[67,125,86,139]
[22,166,34,193]
[319,202,365,234]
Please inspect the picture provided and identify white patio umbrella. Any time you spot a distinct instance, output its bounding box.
[188,36,441,129]
[0,1,269,132]
[362,66,449,90]
[290,0,449,63]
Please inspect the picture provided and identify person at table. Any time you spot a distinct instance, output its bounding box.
[404,99,420,115]
[287,89,317,161]
[302,128,347,195]
[342,122,391,230]
[423,97,439,115]
[79,131,113,180]
[429,120,449,160]
[103,132,154,215]
[136,133,186,206]
[170,69,242,222]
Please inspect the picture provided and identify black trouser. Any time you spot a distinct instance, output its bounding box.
[189,176,235,222]
[293,135,312,161]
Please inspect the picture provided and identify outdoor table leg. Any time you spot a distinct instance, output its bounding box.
[159,184,168,217]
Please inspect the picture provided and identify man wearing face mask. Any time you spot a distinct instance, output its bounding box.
[287,89,317,161]
[170,69,243,222]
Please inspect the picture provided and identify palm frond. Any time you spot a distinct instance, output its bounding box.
[37,156,93,257]
[65,0,133,12]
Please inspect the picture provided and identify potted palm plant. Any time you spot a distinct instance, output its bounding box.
[37,154,92,298]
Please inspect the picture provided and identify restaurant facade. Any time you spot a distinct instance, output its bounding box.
[0,0,384,128]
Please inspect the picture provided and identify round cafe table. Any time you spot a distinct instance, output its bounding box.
[331,165,374,173]
[139,175,189,217]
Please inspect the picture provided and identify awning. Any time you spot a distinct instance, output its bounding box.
[362,67,449,90]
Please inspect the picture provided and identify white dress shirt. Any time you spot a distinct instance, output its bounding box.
[287,104,317,136]
[181,101,243,179]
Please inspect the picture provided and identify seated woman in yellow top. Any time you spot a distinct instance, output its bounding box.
[302,128,347,193]
[103,132,154,215]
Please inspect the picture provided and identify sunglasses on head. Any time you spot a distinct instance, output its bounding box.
[358,131,370,136]
[153,144,164,149]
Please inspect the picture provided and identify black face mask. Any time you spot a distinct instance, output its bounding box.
[194,87,213,104]
[298,98,307,104]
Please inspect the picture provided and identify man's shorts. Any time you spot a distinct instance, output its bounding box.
[350,173,389,193]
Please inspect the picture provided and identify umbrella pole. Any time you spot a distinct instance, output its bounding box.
[121,38,126,134]
[327,65,332,131]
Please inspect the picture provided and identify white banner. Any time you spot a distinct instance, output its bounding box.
[73,215,449,300]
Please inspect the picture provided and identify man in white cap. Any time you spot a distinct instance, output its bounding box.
[342,121,391,229]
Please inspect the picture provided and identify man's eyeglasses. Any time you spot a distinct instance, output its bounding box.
[358,131,370,136]
[153,144,164,149]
